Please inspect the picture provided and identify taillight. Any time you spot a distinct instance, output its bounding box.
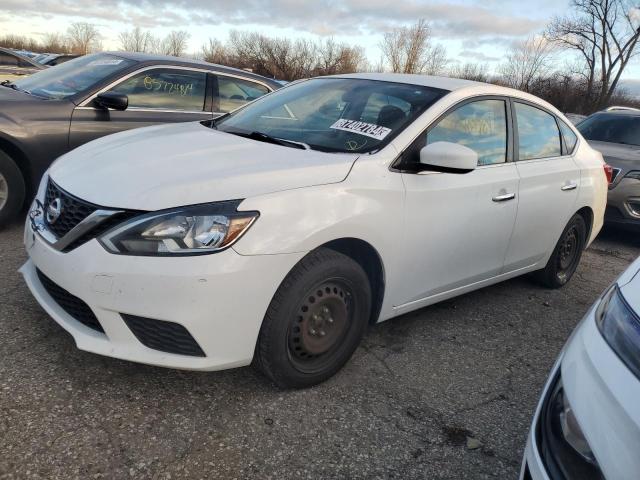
[604,164,613,184]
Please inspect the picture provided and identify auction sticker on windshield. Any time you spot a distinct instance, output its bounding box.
[330,119,391,140]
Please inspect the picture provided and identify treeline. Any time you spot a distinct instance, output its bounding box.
[200,32,367,81]
[3,0,640,114]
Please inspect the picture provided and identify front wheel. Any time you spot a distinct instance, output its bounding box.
[255,248,371,389]
[534,214,587,289]
[0,150,26,227]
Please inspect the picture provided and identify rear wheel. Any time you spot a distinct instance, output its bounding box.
[0,150,26,227]
[534,214,587,289]
[255,248,371,388]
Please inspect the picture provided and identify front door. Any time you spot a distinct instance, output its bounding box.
[396,98,519,309]
[69,67,213,149]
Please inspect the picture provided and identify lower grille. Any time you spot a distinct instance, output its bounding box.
[122,314,205,357]
[36,269,104,333]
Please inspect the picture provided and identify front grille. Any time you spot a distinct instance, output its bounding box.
[45,180,98,238]
[36,269,104,333]
[122,314,205,357]
[43,179,140,252]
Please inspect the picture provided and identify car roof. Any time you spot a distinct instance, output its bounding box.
[592,109,640,117]
[0,46,43,67]
[324,72,562,113]
[328,72,486,91]
[102,51,281,88]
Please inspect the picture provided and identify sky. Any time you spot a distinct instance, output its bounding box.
[2,0,640,85]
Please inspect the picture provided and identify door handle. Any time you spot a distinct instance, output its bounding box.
[561,182,578,191]
[492,192,516,202]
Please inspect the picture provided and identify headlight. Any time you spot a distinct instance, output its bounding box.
[596,285,640,379]
[99,201,258,256]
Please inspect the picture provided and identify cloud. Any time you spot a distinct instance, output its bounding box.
[3,0,543,40]
[458,50,502,62]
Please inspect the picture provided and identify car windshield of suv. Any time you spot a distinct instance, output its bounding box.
[12,53,136,100]
[215,78,447,153]
[577,113,640,146]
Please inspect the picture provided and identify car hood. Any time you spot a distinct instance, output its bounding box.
[48,122,358,211]
[588,140,640,184]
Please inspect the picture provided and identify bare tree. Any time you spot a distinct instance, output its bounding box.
[380,19,448,74]
[160,30,190,57]
[42,32,69,53]
[202,38,230,64]
[67,22,101,55]
[448,62,489,82]
[500,36,554,92]
[547,0,640,110]
[119,27,154,53]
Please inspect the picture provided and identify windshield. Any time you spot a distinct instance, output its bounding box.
[577,113,640,146]
[215,78,447,153]
[13,53,136,100]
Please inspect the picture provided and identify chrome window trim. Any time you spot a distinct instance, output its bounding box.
[79,65,275,109]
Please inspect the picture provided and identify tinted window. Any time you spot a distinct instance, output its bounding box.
[558,120,578,153]
[516,103,561,160]
[13,53,136,99]
[427,99,507,165]
[217,78,446,153]
[110,68,206,111]
[217,76,270,113]
[577,113,640,146]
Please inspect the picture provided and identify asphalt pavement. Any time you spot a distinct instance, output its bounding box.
[1,219,638,480]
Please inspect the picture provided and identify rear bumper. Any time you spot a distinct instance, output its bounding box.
[606,177,640,228]
[21,218,305,371]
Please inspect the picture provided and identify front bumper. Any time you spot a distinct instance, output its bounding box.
[21,218,305,371]
[521,303,640,479]
[605,177,640,228]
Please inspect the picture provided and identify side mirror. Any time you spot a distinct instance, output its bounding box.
[95,92,128,111]
[419,141,478,173]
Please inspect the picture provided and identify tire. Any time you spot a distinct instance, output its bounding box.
[0,150,26,227]
[255,247,372,389]
[534,214,587,289]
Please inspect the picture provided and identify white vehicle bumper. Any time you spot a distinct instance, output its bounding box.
[521,302,640,480]
[21,219,304,371]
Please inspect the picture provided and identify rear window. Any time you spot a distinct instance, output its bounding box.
[577,113,640,146]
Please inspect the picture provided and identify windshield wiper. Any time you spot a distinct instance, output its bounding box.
[228,130,309,150]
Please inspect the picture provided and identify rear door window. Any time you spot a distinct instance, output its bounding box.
[515,102,562,160]
[216,76,270,113]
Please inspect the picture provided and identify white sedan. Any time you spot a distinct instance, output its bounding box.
[521,256,640,480]
[21,73,608,388]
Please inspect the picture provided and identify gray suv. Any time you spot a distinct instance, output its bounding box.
[577,110,640,230]
[0,52,280,225]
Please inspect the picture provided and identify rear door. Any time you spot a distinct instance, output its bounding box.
[503,100,580,271]
[69,66,214,149]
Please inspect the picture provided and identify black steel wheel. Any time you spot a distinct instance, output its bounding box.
[255,248,371,388]
[534,214,587,289]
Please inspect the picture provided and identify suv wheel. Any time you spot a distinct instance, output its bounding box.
[0,150,26,227]
[535,214,587,289]
[255,248,371,389]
